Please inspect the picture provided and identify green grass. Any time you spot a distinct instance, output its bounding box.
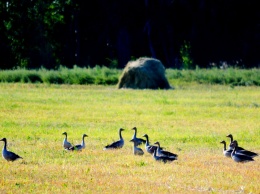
[0,66,259,86]
[0,83,259,193]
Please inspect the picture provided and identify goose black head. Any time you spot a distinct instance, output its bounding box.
[0,138,7,142]
[226,134,233,138]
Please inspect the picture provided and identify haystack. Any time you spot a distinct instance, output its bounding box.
[117,57,172,89]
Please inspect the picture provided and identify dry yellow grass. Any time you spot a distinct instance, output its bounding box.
[0,83,259,193]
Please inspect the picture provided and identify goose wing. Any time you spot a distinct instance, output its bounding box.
[131,138,146,146]
[160,150,178,158]
[104,139,124,150]
[4,151,22,161]
[236,150,258,158]
[68,144,83,151]
[232,153,254,163]
[154,155,176,163]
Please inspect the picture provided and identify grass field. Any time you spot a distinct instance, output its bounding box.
[0,83,259,193]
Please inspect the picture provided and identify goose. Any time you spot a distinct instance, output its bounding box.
[130,139,144,155]
[230,140,258,158]
[130,127,146,146]
[0,138,23,162]
[154,141,178,159]
[142,134,160,154]
[68,134,88,151]
[153,147,176,163]
[220,140,232,157]
[231,141,254,163]
[226,134,245,151]
[62,132,73,149]
[103,128,124,150]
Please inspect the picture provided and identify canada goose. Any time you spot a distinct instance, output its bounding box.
[130,127,146,146]
[153,147,176,163]
[226,134,245,151]
[220,140,232,157]
[230,140,258,158]
[231,141,254,163]
[69,134,88,151]
[142,134,160,154]
[103,128,124,150]
[62,132,72,149]
[130,139,144,155]
[154,142,178,159]
[0,138,23,162]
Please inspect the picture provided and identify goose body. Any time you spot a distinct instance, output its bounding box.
[154,142,178,159]
[226,134,245,151]
[220,141,232,157]
[231,141,254,163]
[0,138,23,162]
[142,134,159,154]
[130,139,144,155]
[130,127,146,146]
[153,147,176,163]
[230,140,258,158]
[104,128,124,150]
[69,134,88,151]
[62,132,72,149]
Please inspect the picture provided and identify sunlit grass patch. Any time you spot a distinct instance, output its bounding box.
[0,83,259,193]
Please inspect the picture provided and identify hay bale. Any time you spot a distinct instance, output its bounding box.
[117,57,172,89]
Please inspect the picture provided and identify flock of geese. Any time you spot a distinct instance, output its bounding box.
[220,134,258,162]
[0,128,258,163]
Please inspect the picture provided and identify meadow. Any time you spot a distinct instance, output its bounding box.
[0,83,259,193]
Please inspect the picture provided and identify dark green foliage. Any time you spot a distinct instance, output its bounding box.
[1,1,260,69]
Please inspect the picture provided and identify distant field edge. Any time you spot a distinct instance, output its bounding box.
[0,66,259,86]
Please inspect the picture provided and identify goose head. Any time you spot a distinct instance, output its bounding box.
[154,142,160,146]
[83,134,88,138]
[62,132,67,136]
[220,140,226,144]
[142,134,148,138]
[132,127,137,131]
[226,134,233,139]
[0,138,7,143]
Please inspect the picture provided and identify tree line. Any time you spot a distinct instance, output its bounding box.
[0,0,259,69]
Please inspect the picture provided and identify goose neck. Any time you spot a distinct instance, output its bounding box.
[119,130,123,139]
[229,135,233,143]
[145,136,149,146]
[2,139,7,151]
[82,136,86,146]
[231,146,236,156]
[133,129,137,138]
[222,142,227,151]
